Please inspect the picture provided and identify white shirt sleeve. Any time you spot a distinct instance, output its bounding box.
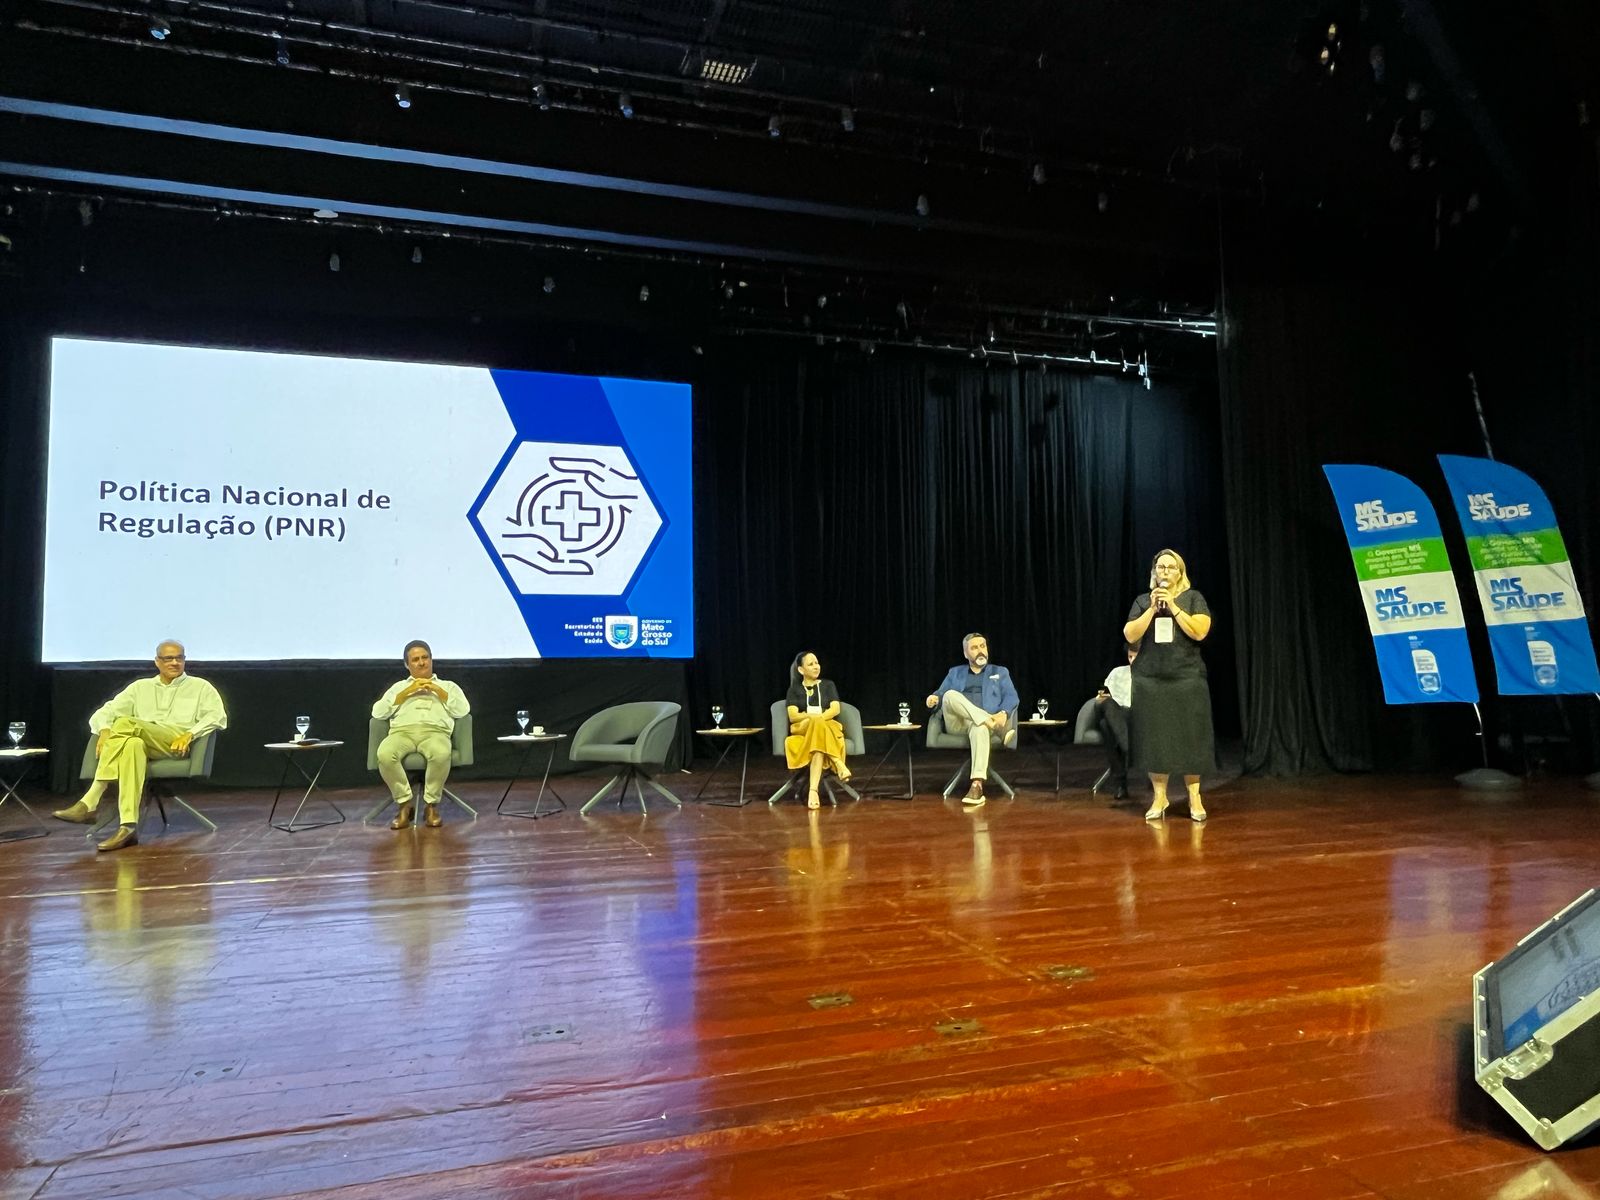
[372,679,407,720]
[189,679,229,738]
[440,679,470,719]
[88,681,140,733]
[1105,666,1133,709]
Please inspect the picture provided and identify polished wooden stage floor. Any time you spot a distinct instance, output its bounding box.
[2,755,1599,1199]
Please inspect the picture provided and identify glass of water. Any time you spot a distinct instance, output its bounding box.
[6,721,23,748]
[1038,698,1050,719]
[711,704,724,728]
[516,709,530,734]
[294,714,311,741]
[897,701,910,724]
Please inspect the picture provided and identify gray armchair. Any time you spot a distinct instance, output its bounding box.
[571,702,683,814]
[78,730,219,835]
[363,714,477,824]
[926,707,1016,798]
[766,699,864,806]
[1073,695,1113,793]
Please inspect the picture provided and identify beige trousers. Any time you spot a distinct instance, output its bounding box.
[377,728,453,805]
[941,691,1003,780]
[93,717,184,824]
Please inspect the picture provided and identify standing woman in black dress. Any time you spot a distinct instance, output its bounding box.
[1122,549,1216,822]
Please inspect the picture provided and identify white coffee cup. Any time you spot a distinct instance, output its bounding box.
[530,725,545,735]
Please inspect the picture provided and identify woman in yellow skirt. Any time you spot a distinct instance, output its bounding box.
[785,651,851,809]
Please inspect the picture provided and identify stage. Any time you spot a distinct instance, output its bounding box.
[1,758,1598,1199]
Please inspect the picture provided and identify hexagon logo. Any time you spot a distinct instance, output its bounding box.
[470,441,663,596]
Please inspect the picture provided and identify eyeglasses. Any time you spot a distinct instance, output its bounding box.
[156,655,186,663]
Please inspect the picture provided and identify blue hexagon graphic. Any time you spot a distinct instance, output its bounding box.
[465,369,690,657]
[473,441,662,596]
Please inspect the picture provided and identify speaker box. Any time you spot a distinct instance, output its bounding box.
[1474,888,1600,1150]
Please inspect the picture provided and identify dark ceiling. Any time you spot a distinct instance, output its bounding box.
[0,0,1592,371]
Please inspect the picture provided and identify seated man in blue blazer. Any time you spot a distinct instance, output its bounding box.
[925,632,1019,807]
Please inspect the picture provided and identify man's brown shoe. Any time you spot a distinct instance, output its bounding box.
[390,802,414,831]
[97,825,138,852]
[962,780,986,807]
[423,803,443,828]
[52,801,99,824]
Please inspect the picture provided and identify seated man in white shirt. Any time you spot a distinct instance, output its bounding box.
[53,639,229,852]
[372,640,471,830]
[1093,644,1138,800]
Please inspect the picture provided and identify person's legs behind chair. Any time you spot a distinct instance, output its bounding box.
[1095,700,1130,798]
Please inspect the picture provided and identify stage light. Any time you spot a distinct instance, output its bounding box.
[639,284,650,302]
[1032,162,1046,185]
[767,115,781,138]
[533,82,549,111]
[149,18,170,40]
[1327,21,1338,38]
[411,245,423,264]
[328,250,341,272]
[394,84,412,109]
[840,106,855,132]
[619,92,634,118]
[915,193,930,216]
[542,275,555,294]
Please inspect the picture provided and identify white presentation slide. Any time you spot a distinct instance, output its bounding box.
[41,338,694,662]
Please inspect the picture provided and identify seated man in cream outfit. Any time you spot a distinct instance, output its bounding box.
[372,640,471,829]
[925,632,1019,807]
[54,639,228,852]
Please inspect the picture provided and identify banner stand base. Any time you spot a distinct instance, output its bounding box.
[1585,772,1600,793]
[1455,767,1522,793]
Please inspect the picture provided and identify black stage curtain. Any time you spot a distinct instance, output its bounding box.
[0,312,50,752]
[1218,277,1598,775]
[2,319,1229,792]
[689,345,1236,749]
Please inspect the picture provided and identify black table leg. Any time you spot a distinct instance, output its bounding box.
[268,749,346,832]
[498,742,567,819]
[0,765,51,843]
[696,737,755,807]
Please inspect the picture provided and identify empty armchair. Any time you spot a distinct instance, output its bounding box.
[571,702,683,814]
